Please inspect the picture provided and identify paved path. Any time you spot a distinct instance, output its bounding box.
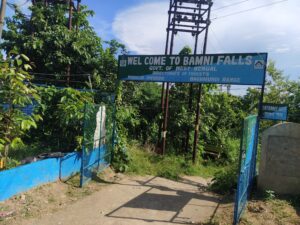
[21,176,220,225]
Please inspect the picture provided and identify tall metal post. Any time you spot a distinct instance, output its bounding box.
[157,0,172,153]
[161,0,176,155]
[250,53,268,187]
[192,2,213,163]
[160,0,212,155]
[184,2,202,153]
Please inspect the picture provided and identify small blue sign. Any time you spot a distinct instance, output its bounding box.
[261,104,288,121]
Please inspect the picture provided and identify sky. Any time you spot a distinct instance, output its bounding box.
[6,0,300,82]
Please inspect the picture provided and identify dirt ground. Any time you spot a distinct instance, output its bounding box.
[214,197,300,225]
[0,168,299,225]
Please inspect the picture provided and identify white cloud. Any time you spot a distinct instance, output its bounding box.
[113,2,169,54]
[91,19,112,41]
[112,0,300,79]
[275,47,290,53]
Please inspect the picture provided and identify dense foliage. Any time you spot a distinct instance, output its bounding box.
[1,2,125,91]
[27,86,94,152]
[0,52,41,166]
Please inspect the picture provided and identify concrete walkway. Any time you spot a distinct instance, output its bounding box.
[21,176,220,225]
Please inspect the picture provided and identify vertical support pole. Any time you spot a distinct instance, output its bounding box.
[233,118,246,225]
[162,83,170,155]
[184,83,193,153]
[184,2,201,152]
[161,30,174,154]
[80,103,87,188]
[161,0,175,155]
[192,3,212,163]
[0,0,7,40]
[97,106,103,170]
[250,53,268,186]
[192,84,202,162]
[157,0,172,153]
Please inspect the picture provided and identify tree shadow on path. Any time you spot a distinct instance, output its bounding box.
[106,176,224,224]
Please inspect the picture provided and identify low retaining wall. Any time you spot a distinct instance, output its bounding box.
[0,147,105,202]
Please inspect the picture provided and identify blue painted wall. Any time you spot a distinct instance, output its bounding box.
[81,145,109,186]
[60,152,82,181]
[0,158,61,201]
[0,146,110,202]
[0,151,82,201]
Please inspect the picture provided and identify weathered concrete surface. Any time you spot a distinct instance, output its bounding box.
[18,176,220,225]
[258,122,300,195]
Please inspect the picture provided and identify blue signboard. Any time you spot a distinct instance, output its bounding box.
[118,53,268,85]
[261,104,288,121]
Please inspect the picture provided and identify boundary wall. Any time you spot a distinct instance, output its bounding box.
[0,147,102,201]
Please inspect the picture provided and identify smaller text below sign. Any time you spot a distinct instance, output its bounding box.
[261,103,288,121]
[118,53,268,85]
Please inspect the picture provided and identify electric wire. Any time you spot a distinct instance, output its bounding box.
[212,0,288,20]
[212,0,250,12]
[30,72,91,77]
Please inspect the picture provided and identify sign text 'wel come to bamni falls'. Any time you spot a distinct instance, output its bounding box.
[118,53,268,85]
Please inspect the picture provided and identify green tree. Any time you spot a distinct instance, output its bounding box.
[1,3,125,91]
[28,86,94,152]
[0,52,41,166]
[244,61,300,123]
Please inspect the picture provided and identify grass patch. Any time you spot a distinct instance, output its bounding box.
[126,142,222,180]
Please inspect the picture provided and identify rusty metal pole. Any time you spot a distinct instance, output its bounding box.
[157,0,172,153]
[192,3,212,164]
[162,82,170,154]
[184,3,201,153]
[184,83,193,153]
[192,84,202,162]
[161,0,176,155]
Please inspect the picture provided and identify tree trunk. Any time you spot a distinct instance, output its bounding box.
[4,143,9,168]
[0,0,7,40]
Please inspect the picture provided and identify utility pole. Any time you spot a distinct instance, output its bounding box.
[160,0,212,155]
[185,1,204,153]
[157,0,172,154]
[0,0,7,40]
[161,0,176,155]
[192,1,213,163]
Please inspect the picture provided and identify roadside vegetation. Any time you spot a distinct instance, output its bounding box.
[125,141,223,180]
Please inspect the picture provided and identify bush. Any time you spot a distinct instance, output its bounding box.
[112,136,130,173]
[28,86,94,152]
[125,142,222,180]
[209,164,238,194]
